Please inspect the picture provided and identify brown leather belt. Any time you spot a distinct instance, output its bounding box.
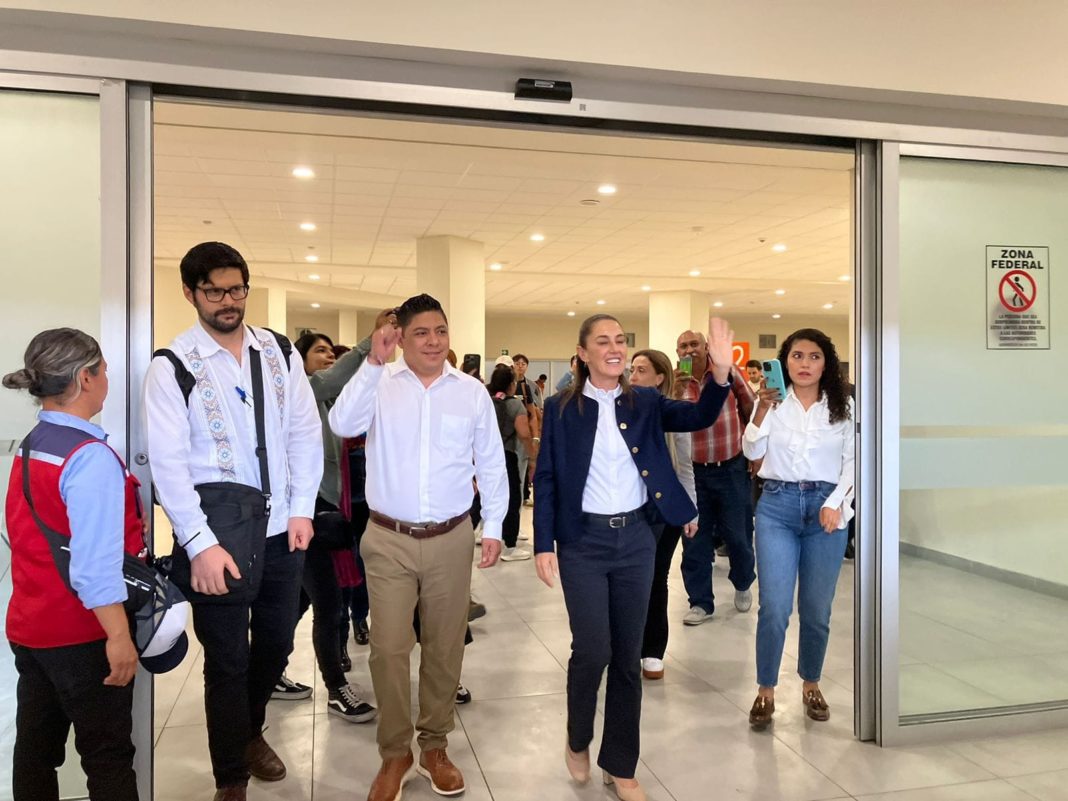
[369,510,470,540]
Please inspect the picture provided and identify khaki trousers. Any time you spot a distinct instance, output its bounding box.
[361,517,474,758]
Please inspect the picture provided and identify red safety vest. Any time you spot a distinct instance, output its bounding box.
[5,420,145,648]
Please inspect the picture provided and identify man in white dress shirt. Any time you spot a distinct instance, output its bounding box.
[329,293,508,801]
[144,242,322,801]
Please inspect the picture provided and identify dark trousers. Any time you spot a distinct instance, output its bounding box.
[191,533,305,789]
[641,524,683,660]
[10,640,138,801]
[339,501,371,644]
[558,515,655,779]
[503,449,522,548]
[681,455,755,613]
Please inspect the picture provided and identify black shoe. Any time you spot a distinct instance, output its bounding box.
[340,645,352,673]
[355,619,369,646]
[467,601,487,622]
[844,538,855,560]
[455,684,472,704]
[326,684,378,723]
[271,674,312,701]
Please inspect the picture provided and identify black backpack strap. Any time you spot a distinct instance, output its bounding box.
[248,344,272,514]
[261,327,292,370]
[153,348,196,406]
[21,437,75,589]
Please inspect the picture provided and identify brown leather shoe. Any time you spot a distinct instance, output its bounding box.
[417,748,465,796]
[748,694,775,730]
[367,751,415,801]
[212,787,247,801]
[803,688,830,721]
[246,735,286,782]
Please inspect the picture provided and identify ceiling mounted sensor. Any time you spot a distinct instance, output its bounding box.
[515,78,573,102]
[579,199,600,206]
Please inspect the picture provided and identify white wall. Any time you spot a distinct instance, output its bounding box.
[7,2,1068,107]
[898,157,1068,588]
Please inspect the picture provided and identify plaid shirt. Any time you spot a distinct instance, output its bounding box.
[680,359,756,464]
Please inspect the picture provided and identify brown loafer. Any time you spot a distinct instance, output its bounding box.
[212,787,247,801]
[417,748,465,796]
[748,695,775,730]
[367,751,415,801]
[803,688,830,721]
[246,735,285,782]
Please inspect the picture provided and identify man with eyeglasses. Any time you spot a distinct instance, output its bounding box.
[144,242,323,801]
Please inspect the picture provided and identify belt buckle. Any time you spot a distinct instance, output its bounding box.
[409,524,429,535]
[609,515,627,528]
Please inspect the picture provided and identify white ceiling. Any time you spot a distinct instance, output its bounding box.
[154,102,854,317]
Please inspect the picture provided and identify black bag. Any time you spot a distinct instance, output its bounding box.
[160,343,274,605]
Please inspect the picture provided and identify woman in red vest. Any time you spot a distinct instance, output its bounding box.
[3,328,143,801]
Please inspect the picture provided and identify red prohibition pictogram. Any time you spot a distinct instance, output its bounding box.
[999,270,1037,313]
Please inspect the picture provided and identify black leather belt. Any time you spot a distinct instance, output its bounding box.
[581,507,647,529]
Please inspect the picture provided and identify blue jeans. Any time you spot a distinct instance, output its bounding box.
[754,480,846,688]
[680,455,755,613]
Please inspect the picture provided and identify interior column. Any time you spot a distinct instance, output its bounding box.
[648,290,710,362]
[338,308,360,345]
[415,235,485,368]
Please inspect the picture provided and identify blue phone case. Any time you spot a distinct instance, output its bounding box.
[762,359,787,399]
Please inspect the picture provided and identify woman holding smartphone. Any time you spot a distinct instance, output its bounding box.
[627,349,698,681]
[534,315,734,801]
[743,328,854,729]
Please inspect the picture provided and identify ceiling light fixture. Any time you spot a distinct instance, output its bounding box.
[772,243,788,253]
[310,303,321,309]
[689,269,701,277]
[713,301,724,308]
[300,222,317,232]
[597,184,617,195]
[596,299,606,306]
[640,285,652,292]
[822,303,834,309]
[305,254,319,263]
[292,166,315,179]
[839,274,851,281]
[567,311,576,317]
[489,263,502,271]
[308,273,320,281]
[774,289,786,295]
[772,313,782,319]
[530,233,545,242]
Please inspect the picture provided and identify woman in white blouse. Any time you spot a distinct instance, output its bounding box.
[742,328,854,729]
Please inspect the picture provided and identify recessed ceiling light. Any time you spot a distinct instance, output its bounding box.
[530,233,545,242]
[712,301,724,308]
[310,303,321,309]
[640,285,652,292]
[822,303,834,309]
[596,299,606,306]
[299,222,316,232]
[292,166,315,179]
[567,310,576,317]
[839,274,851,281]
[688,269,701,277]
[597,184,617,195]
[308,273,320,281]
[772,243,788,253]
[305,254,319,263]
[772,313,782,319]
[774,289,786,295]
[489,263,502,271]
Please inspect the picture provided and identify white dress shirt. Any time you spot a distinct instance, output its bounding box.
[327,356,509,540]
[581,383,648,514]
[742,388,855,527]
[144,322,324,559]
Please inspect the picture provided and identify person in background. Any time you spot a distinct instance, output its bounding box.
[675,329,757,626]
[534,314,734,801]
[743,328,854,730]
[4,328,141,801]
[745,359,764,395]
[628,349,697,682]
[329,293,508,801]
[511,354,540,507]
[555,354,578,394]
[534,373,547,408]
[486,363,536,561]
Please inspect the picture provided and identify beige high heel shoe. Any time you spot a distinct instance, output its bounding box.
[602,770,647,801]
[564,740,590,784]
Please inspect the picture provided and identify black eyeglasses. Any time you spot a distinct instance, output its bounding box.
[197,284,249,302]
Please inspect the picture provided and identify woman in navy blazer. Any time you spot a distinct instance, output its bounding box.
[533,313,735,801]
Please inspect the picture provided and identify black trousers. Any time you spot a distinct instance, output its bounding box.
[558,515,655,779]
[191,533,305,789]
[338,500,371,644]
[641,523,683,660]
[10,639,138,801]
[502,449,522,548]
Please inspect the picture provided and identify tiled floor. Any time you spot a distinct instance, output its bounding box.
[4,502,1068,800]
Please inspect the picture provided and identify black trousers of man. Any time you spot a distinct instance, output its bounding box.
[191,534,304,789]
[11,639,138,801]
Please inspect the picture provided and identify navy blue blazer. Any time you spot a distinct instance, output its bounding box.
[533,379,730,554]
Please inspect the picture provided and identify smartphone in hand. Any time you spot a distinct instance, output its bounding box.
[678,355,693,376]
[762,359,787,399]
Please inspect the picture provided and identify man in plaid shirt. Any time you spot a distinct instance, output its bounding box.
[675,330,757,625]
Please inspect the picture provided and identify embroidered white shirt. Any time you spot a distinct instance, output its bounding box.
[327,356,509,540]
[144,322,323,558]
[581,383,648,514]
[742,388,855,527]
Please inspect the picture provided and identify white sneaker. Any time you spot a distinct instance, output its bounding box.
[518,530,531,541]
[500,546,532,562]
[641,658,665,679]
[682,606,712,626]
[734,589,753,612]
